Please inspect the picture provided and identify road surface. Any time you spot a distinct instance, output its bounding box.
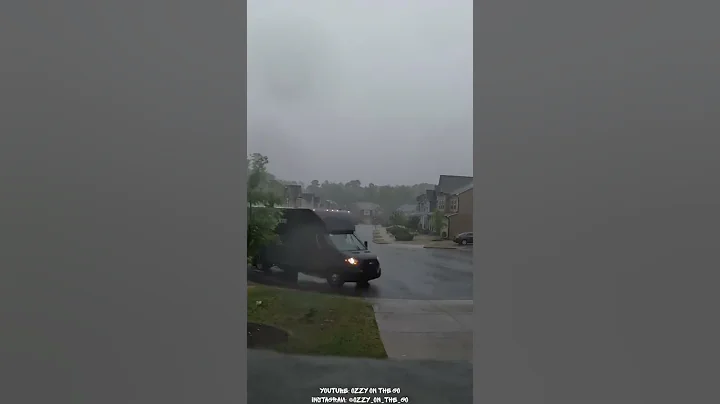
[248,349,472,404]
[248,225,473,300]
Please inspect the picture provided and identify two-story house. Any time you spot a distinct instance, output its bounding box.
[396,204,418,216]
[416,189,437,231]
[445,182,473,238]
[299,192,318,208]
[352,202,381,224]
[317,199,339,210]
[434,175,473,237]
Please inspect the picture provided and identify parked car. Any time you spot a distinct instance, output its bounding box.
[453,232,473,245]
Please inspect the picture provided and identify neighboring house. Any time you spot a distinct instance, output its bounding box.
[435,175,473,212]
[445,182,473,239]
[414,175,473,235]
[352,202,381,224]
[283,184,302,207]
[281,186,319,209]
[434,175,473,237]
[297,192,317,209]
[395,204,422,227]
[416,189,437,231]
[318,199,339,210]
[396,204,417,216]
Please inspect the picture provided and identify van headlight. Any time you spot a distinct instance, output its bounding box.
[345,257,358,265]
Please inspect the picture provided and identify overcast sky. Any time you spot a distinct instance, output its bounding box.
[247,0,473,186]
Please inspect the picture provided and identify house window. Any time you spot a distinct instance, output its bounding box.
[438,196,446,210]
[450,197,458,212]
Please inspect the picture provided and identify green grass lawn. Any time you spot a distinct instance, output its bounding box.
[248,285,387,359]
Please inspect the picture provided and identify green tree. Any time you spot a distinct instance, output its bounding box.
[247,153,282,263]
[407,215,421,230]
[261,168,436,214]
[431,209,445,236]
[388,211,407,227]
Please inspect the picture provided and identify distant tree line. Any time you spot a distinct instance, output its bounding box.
[247,153,436,261]
[304,180,434,213]
[248,153,434,213]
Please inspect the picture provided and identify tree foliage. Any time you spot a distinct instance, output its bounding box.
[303,178,434,212]
[247,153,282,262]
[388,211,407,227]
[431,209,445,236]
[246,151,440,256]
[259,166,433,213]
[407,215,421,230]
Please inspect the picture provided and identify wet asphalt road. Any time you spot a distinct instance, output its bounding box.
[249,349,472,404]
[248,225,473,300]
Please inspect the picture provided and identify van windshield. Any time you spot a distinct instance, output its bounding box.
[327,233,366,251]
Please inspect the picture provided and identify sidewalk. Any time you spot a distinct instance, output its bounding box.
[368,299,473,361]
[372,227,471,250]
[423,239,473,251]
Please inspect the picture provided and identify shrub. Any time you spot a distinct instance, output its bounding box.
[388,211,407,227]
[394,231,415,241]
[388,225,410,236]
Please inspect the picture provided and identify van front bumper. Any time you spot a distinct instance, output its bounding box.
[347,266,381,281]
[337,263,381,282]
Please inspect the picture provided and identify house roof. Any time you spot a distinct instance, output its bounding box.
[436,175,473,194]
[396,204,416,213]
[449,182,474,195]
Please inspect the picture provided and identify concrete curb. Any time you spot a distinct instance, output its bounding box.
[423,246,458,250]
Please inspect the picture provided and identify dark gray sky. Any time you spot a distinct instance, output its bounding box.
[247,0,473,186]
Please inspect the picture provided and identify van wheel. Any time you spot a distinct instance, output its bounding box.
[255,260,272,274]
[327,273,344,288]
[356,280,370,289]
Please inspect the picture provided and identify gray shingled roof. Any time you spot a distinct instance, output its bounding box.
[396,204,417,213]
[436,175,473,194]
[449,182,474,195]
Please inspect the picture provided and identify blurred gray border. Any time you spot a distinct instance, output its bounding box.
[475,0,720,403]
[0,1,248,403]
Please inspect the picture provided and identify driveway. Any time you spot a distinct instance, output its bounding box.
[247,225,474,361]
